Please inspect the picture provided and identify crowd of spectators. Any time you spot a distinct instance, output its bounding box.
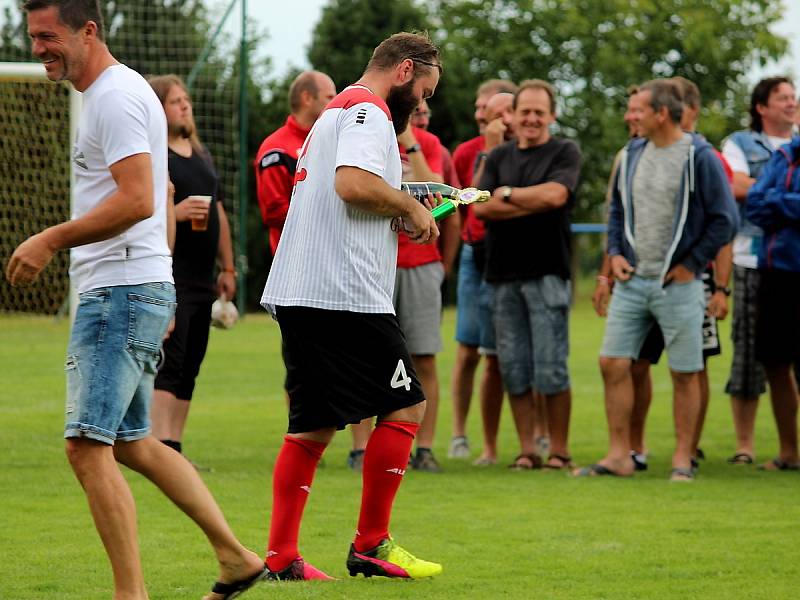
[252,71,800,481]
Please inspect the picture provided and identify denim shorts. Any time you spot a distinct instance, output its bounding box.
[454,244,496,353]
[64,282,176,445]
[601,276,704,373]
[492,275,571,395]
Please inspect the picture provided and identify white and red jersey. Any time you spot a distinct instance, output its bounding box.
[261,85,401,314]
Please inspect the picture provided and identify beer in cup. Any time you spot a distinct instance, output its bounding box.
[189,195,212,231]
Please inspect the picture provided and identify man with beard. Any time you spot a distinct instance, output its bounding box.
[147,74,236,465]
[7,2,266,599]
[260,32,443,581]
[393,103,458,473]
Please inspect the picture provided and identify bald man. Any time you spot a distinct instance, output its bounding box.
[255,70,336,254]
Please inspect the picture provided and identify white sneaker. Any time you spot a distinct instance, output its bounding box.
[448,436,470,459]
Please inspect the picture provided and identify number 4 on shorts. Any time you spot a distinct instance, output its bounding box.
[390,359,411,391]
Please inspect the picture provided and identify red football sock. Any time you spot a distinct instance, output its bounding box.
[354,420,419,552]
[266,435,327,572]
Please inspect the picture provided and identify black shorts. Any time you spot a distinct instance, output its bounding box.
[154,288,213,400]
[636,265,721,365]
[276,306,426,434]
[755,269,800,367]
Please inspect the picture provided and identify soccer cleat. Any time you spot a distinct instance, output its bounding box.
[447,435,471,459]
[347,537,442,579]
[265,557,334,581]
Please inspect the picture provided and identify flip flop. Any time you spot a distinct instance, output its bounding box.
[542,454,574,469]
[758,458,800,471]
[573,464,627,477]
[726,452,753,465]
[670,467,695,482]
[508,453,541,470]
[207,567,269,599]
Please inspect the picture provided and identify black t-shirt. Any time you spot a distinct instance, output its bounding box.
[478,137,581,283]
[169,147,220,292]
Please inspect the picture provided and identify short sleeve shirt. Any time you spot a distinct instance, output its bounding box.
[169,148,220,293]
[479,137,581,282]
[261,85,401,314]
[69,64,172,293]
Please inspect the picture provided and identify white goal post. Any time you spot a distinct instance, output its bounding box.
[0,62,82,319]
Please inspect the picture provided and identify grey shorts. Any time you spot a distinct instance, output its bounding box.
[393,261,444,355]
[492,276,571,396]
[724,265,766,398]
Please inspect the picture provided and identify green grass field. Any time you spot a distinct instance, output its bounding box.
[1,289,799,599]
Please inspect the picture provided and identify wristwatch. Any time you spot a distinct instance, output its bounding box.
[406,143,421,154]
[502,186,513,203]
[715,284,732,296]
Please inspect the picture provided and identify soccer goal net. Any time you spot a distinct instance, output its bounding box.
[0,1,245,315]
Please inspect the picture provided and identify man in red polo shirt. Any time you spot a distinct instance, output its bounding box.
[449,80,521,464]
[255,70,336,255]
[395,118,459,472]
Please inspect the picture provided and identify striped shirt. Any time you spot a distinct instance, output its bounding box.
[261,85,402,314]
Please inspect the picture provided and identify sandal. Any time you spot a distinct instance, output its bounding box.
[758,458,800,471]
[572,463,628,477]
[727,452,754,465]
[670,467,695,482]
[508,453,541,470]
[543,454,574,469]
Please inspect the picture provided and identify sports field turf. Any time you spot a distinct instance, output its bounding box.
[1,289,798,599]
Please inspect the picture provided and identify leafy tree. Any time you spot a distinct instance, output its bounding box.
[426,0,789,220]
[0,1,275,310]
[308,0,431,90]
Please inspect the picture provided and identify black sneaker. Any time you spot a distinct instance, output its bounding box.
[410,448,442,473]
[347,449,365,472]
[630,451,648,472]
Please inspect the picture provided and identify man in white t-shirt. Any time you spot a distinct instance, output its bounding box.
[6,3,265,599]
[260,32,443,581]
[720,76,797,467]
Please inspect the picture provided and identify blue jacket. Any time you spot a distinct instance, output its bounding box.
[745,136,800,273]
[607,133,739,283]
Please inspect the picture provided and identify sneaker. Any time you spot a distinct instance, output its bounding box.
[630,451,648,472]
[447,436,470,459]
[410,448,442,473]
[347,537,442,579]
[347,449,365,472]
[266,557,333,581]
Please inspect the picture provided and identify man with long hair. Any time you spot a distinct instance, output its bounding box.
[148,74,236,465]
